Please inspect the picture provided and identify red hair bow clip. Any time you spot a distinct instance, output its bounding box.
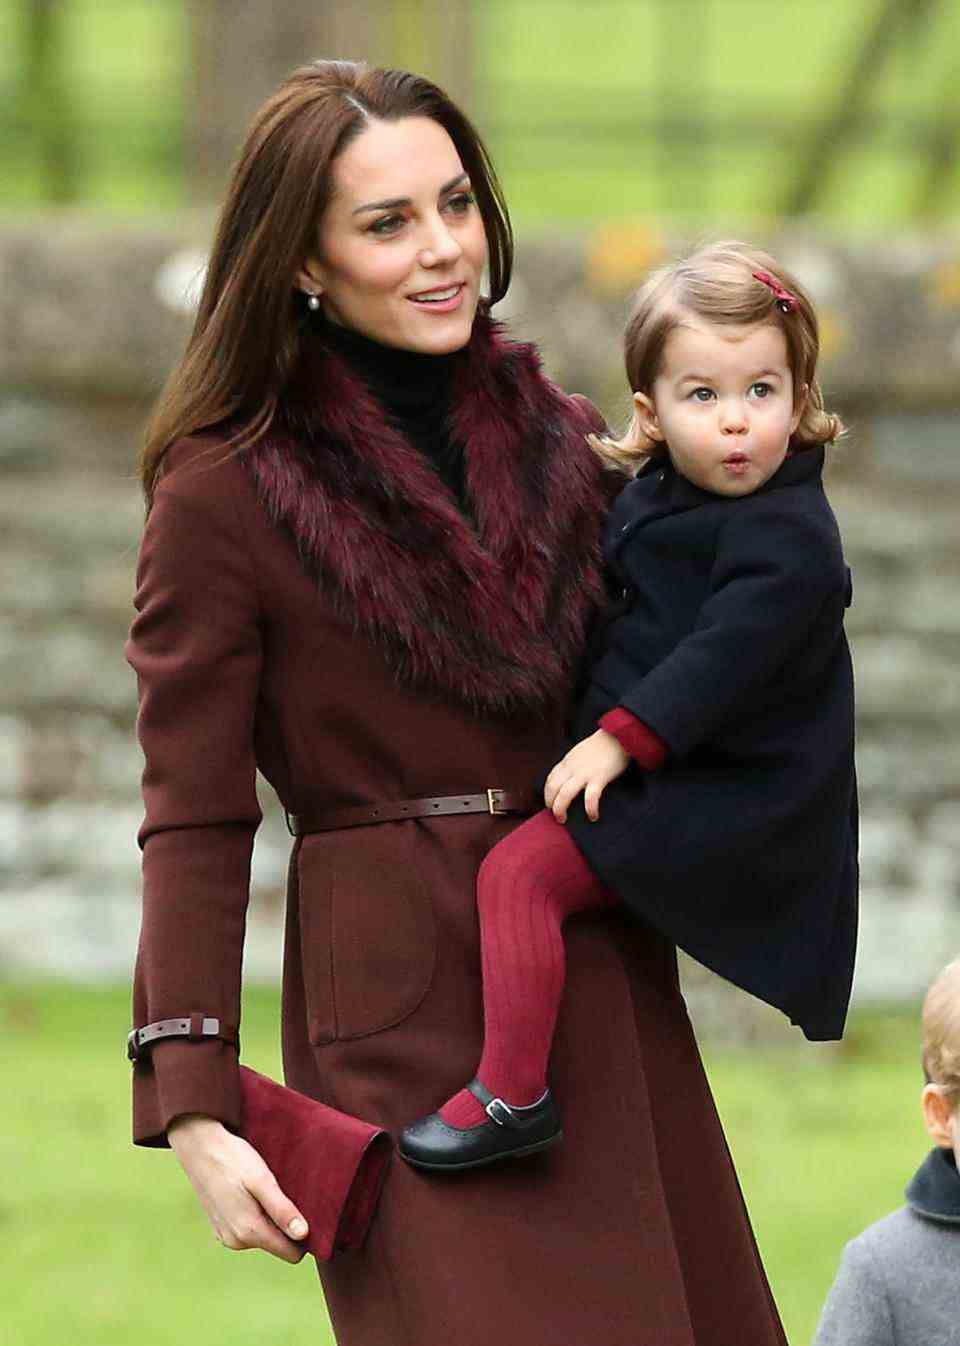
[753,270,797,313]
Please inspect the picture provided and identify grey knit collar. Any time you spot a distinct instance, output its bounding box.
[906,1147,960,1224]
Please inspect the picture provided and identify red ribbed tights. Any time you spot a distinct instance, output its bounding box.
[439,807,618,1130]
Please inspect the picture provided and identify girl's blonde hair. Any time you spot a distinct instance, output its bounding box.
[593,240,845,471]
[922,956,960,1104]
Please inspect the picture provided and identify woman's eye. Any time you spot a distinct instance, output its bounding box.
[445,191,475,215]
[369,213,405,237]
[691,387,715,402]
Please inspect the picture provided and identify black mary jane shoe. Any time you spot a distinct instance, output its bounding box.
[398,1078,562,1172]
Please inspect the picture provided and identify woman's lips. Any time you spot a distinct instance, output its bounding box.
[407,283,466,314]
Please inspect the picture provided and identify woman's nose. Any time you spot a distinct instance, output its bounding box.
[419,216,462,267]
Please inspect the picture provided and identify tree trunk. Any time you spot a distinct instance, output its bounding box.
[23,0,77,203]
[782,0,939,217]
[389,0,476,107]
[186,2,380,202]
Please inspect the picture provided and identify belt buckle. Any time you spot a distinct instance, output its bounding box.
[486,788,507,816]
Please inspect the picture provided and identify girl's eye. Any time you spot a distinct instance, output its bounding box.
[751,382,773,398]
[368,213,405,237]
[691,387,715,403]
[445,190,476,215]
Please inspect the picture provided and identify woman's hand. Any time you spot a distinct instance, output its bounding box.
[544,729,630,823]
[168,1114,309,1263]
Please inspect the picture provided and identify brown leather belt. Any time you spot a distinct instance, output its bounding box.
[285,788,539,837]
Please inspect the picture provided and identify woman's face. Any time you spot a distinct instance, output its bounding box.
[299,116,488,354]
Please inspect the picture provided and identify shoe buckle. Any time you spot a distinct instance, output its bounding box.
[486,788,507,816]
[485,1097,513,1127]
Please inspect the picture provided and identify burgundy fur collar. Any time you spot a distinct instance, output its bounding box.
[241,314,608,716]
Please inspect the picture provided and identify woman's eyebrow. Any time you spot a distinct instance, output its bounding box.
[352,172,469,216]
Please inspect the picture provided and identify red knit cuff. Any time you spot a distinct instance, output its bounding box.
[599,708,670,771]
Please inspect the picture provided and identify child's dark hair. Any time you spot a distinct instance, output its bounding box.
[592,240,845,470]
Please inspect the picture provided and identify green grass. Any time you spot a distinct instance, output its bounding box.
[1,0,958,225]
[1,983,330,1346]
[1,982,928,1346]
[704,1015,927,1343]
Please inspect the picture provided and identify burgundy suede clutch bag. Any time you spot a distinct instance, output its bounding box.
[239,1065,392,1262]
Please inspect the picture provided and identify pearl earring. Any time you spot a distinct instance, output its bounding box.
[306,293,321,312]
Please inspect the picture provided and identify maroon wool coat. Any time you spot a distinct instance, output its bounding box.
[127,317,787,1346]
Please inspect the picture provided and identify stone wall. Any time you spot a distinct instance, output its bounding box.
[1,218,959,1027]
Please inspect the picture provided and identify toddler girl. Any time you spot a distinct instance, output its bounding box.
[400,240,859,1171]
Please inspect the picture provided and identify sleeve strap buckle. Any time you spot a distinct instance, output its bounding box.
[126,1014,236,1062]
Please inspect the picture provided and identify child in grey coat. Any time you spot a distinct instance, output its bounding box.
[814,956,960,1346]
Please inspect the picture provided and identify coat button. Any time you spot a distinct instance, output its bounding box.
[621,523,629,532]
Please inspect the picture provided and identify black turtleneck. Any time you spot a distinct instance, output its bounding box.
[320,319,472,521]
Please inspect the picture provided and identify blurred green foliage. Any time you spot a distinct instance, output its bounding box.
[1,982,928,1346]
[1,0,958,225]
[1,0,186,208]
[481,0,960,225]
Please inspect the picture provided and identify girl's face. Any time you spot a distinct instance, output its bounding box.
[298,116,488,355]
[634,318,806,497]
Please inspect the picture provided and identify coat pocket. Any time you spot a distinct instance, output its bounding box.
[296,823,437,1044]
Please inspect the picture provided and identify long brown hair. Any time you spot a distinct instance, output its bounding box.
[141,60,513,505]
[592,240,845,471]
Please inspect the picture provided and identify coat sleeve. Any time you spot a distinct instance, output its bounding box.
[617,503,844,757]
[598,707,670,770]
[125,464,263,1146]
[812,1237,897,1346]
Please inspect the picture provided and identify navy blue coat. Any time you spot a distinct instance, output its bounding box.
[566,447,858,1040]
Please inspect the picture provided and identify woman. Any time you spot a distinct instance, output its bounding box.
[127,60,788,1345]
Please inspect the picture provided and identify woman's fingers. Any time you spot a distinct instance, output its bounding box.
[244,1166,309,1251]
[219,1202,306,1263]
[170,1118,307,1264]
[212,1176,306,1263]
[216,1150,307,1263]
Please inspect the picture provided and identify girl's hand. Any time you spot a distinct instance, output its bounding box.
[168,1114,309,1264]
[544,729,630,823]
